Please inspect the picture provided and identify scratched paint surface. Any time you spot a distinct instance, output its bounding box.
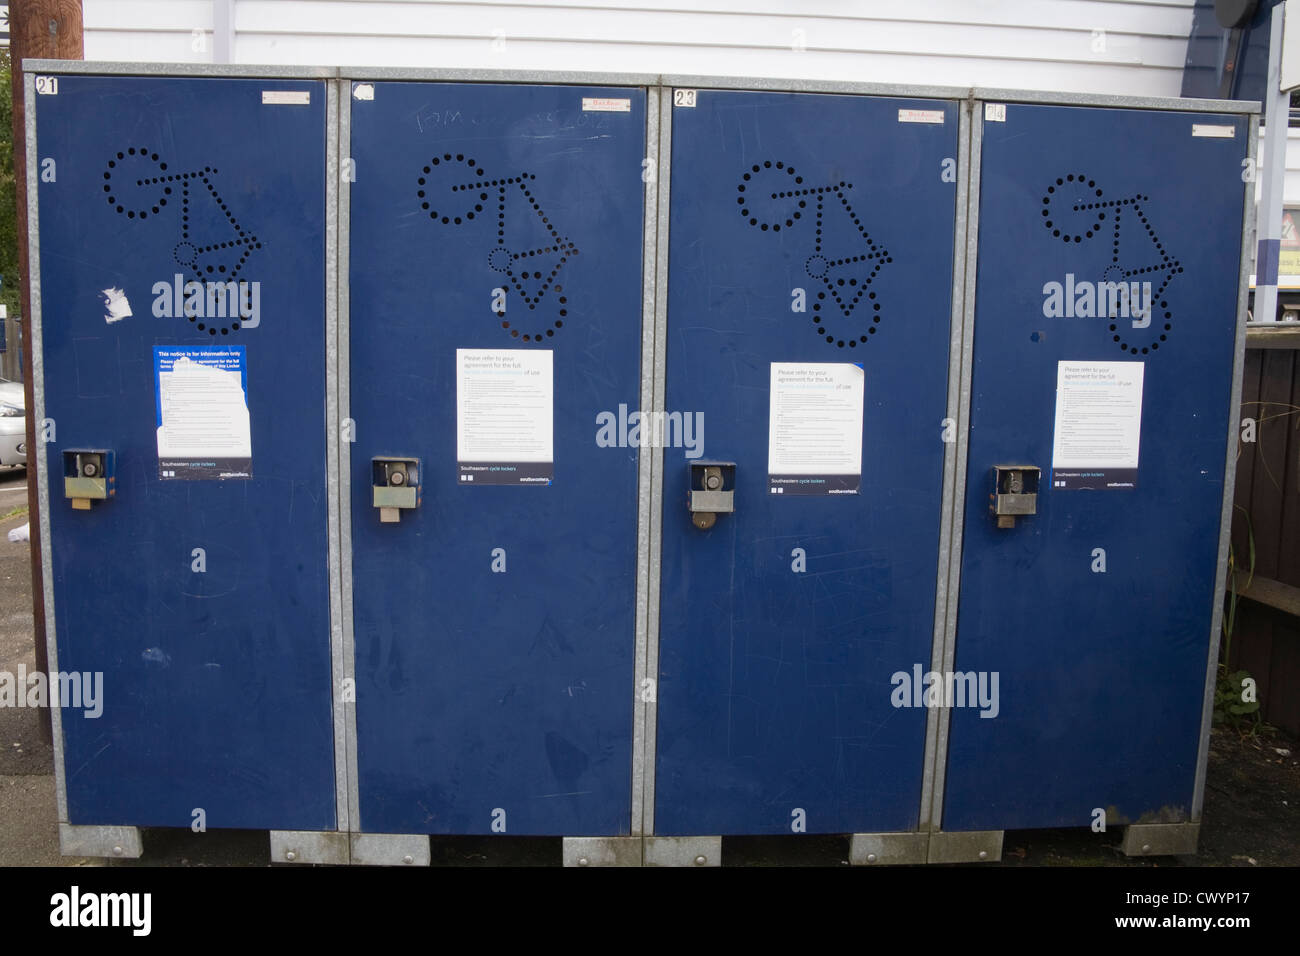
[37,76,335,829]
[348,83,646,835]
[654,91,959,834]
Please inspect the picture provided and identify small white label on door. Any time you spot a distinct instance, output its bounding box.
[1192,123,1235,138]
[984,103,1006,122]
[582,97,631,112]
[898,108,945,124]
[262,90,311,106]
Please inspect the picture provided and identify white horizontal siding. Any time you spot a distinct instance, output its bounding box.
[1252,127,1300,209]
[82,0,1199,97]
[84,0,214,63]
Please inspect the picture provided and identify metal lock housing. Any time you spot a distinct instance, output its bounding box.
[64,450,115,510]
[990,464,1040,528]
[688,460,736,530]
[372,457,421,523]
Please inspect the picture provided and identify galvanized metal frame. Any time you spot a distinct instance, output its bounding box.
[630,85,662,846]
[22,59,333,79]
[848,832,930,865]
[350,833,430,867]
[270,829,347,865]
[321,75,350,860]
[660,73,968,102]
[644,835,720,867]
[971,86,1259,114]
[564,836,643,867]
[1122,822,1200,857]
[25,69,68,832]
[1193,116,1260,821]
[337,77,361,848]
[59,825,142,859]
[641,85,674,839]
[339,66,660,87]
[916,94,974,844]
[923,96,986,852]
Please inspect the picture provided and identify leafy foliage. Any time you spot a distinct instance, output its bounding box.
[1213,669,1260,725]
[0,47,19,322]
[1215,508,1261,731]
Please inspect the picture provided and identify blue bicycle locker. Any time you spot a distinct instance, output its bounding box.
[941,100,1250,837]
[34,70,337,836]
[652,88,961,839]
[346,80,648,837]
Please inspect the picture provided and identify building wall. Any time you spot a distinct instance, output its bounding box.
[83,0,1198,96]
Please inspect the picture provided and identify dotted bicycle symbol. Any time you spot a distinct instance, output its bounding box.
[1042,172,1181,355]
[739,160,892,349]
[418,154,575,342]
[103,147,262,335]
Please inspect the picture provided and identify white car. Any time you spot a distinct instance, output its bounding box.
[0,379,26,467]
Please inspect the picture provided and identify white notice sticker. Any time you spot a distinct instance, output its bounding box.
[898,108,945,124]
[1050,361,1144,490]
[456,349,554,486]
[1192,123,1235,138]
[984,103,1006,122]
[768,363,864,496]
[154,346,252,480]
[582,97,631,112]
[262,90,311,106]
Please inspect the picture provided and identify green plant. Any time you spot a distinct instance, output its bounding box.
[0,47,19,323]
[1214,506,1260,731]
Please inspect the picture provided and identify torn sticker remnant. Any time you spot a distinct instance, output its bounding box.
[101,287,132,324]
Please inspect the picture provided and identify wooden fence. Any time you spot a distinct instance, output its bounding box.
[1229,329,1300,735]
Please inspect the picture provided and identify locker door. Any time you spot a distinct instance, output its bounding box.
[35,74,335,829]
[654,90,960,835]
[942,105,1248,830]
[347,82,647,835]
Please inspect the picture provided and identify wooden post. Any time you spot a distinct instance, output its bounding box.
[9,0,83,743]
